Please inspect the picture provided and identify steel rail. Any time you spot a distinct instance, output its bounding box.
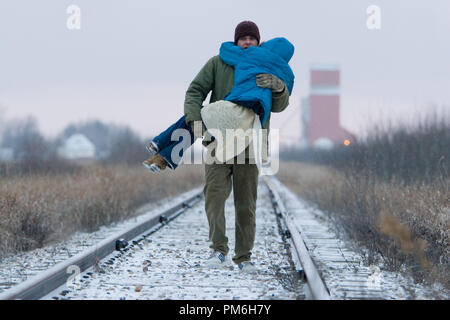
[263,176,331,300]
[0,190,203,300]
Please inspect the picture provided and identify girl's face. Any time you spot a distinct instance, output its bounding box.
[237,36,258,49]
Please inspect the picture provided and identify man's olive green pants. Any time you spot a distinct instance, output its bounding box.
[203,161,259,264]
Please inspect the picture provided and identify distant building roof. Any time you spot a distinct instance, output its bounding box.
[0,147,14,162]
[309,63,340,71]
[313,138,334,150]
[58,134,96,159]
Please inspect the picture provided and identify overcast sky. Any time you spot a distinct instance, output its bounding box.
[1,0,449,144]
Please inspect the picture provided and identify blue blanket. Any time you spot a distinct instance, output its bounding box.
[219,37,295,126]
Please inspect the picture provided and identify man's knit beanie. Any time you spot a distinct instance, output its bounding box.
[234,21,260,44]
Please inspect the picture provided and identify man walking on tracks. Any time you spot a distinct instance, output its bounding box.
[184,21,293,273]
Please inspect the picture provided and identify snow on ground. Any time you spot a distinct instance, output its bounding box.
[3,174,445,300]
[0,187,202,294]
[42,183,304,300]
[271,176,449,300]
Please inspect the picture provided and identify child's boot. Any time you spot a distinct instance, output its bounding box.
[142,154,168,173]
[146,141,159,157]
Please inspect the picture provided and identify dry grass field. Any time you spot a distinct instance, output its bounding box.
[277,161,449,289]
[0,164,204,258]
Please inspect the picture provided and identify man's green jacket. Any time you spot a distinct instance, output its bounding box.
[184,55,290,158]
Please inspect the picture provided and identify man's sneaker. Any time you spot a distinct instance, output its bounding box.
[237,261,258,274]
[204,249,229,268]
[146,141,159,156]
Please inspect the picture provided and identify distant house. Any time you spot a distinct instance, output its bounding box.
[0,147,14,163]
[58,134,96,160]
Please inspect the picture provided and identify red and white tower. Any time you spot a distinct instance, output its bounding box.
[301,65,354,149]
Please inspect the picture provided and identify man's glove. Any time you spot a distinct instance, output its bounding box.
[256,74,285,93]
[190,120,206,138]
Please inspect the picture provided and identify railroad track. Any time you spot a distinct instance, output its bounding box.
[0,176,392,300]
[263,176,330,300]
[0,191,203,300]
